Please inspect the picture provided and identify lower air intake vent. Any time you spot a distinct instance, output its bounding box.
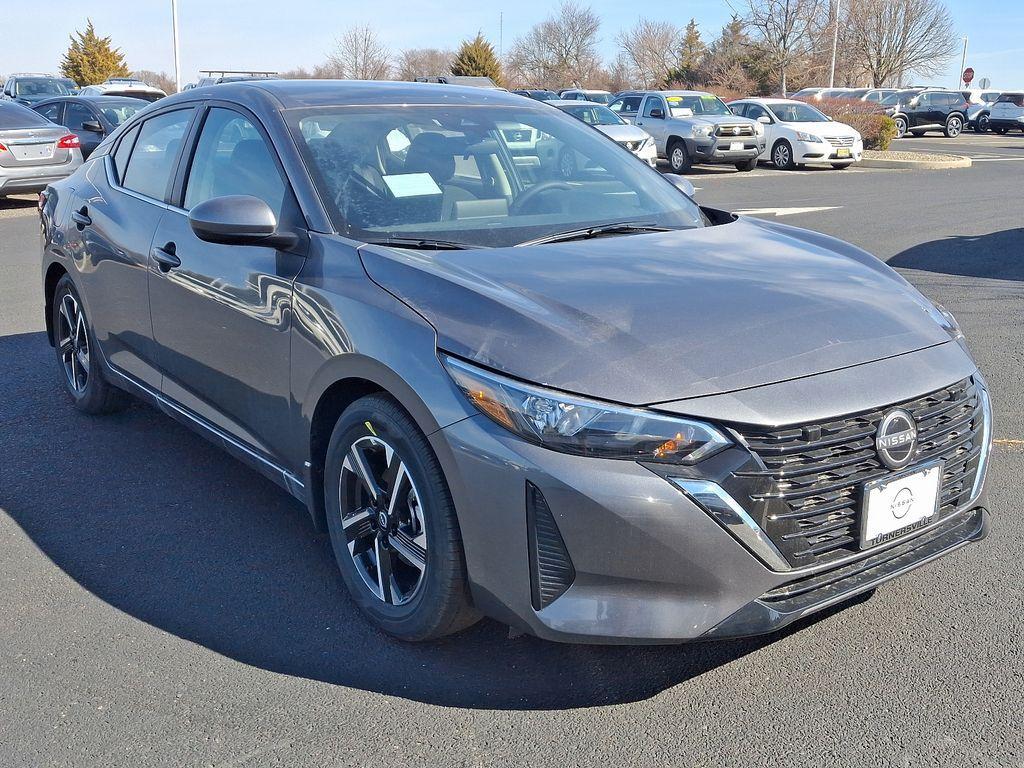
[526,482,575,610]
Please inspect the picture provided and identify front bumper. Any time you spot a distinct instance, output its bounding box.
[794,138,863,164]
[989,118,1024,130]
[431,355,991,644]
[685,136,764,164]
[634,141,658,166]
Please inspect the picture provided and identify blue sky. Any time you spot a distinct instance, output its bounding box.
[3,1,1017,89]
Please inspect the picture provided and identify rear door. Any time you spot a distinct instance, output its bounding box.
[71,107,196,390]
[148,104,306,464]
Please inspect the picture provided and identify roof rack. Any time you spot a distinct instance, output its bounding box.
[199,70,278,77]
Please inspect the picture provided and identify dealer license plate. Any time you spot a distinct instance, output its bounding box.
[860,462,942,549]
[836,148,851,158]
[729,141,744,152]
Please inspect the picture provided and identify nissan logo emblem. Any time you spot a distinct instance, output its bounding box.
[876,409,918,469]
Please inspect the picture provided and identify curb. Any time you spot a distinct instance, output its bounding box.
[859,153,972,170]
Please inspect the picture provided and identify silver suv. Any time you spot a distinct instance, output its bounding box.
[988,93,1024,134]
[633,90,765,173]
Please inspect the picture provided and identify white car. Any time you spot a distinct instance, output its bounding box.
[548,100,657,169]
[559,89,613,105]
[729,98,863,170]
[988,92,1024,134]
[78,78,166,103]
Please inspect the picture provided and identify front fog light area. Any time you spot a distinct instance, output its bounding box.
[442,354,731,464]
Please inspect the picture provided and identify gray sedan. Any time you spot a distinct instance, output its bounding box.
[0,101,82,198]
[39,80,991,645]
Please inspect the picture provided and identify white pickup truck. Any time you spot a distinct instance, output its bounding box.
[633,90,766,173]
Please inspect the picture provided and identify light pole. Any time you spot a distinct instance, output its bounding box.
[171,0,182,93]
[959,36,969,88]
[828,0,841,88]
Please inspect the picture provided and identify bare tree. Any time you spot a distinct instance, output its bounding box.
[396,48,454,81]
[328,25,392,80]
[506,2,602,88]
[132,69,177,94]
[744,0,822,94]
[616,19,681,88]
[845,0,956,87]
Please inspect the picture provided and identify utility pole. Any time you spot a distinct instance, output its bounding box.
[828,0,841,88]
[959,36,969,87]
[499,12,504,61]
[171,0,182,93]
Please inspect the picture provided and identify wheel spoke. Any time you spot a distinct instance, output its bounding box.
[390,529,426,572]
[343,508,374,544]
[344,444,380,501]
[385,461,409,518]
[59,296,76,334]
[375,538,393,604]
[58,336,74,357]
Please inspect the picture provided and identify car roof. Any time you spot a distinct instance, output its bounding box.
[642,90,715,97]
[548,99,607,107]
[155,79,542,110]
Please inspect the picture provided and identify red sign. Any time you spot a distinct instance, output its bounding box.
[963,67,975,84]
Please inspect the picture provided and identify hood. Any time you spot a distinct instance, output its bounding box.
[595,124,650,143]
[689,114,754,127]
[785,120,858,136]
[359,216,951,405]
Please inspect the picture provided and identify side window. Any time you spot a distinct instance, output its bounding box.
[36,102,64,123]
[122,110,192,201]
[112,124,140,184]
[731,103,748,117]
[184,108,287,218]
[64,102,96,132]
[642,97,665,118]
[748,104,770,121]
[609,99,625,113]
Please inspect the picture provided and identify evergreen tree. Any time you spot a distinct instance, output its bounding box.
[451,33,503,85]
[666,19,707,85]
[60,20,130,86]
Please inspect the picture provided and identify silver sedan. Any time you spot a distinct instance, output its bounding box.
[0,101,82,199]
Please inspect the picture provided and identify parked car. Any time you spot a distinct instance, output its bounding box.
[607,92,644,123]
[729,98,863,170]
[860,88,899,103]
[548,100,657,169]
[39,80,992,645]
[962,89,1005,132]
[31,96,148,158]
[790,87,826,99]
[1,74,75,106]
[511,89,559,101]
[0,101,82,198]
[78,78,166,102]
[559,89,613,105]
[633,90,765,172]
[884,89,968,138]
[988,92,1024,134]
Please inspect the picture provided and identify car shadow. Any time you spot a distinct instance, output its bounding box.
[889,228,1024,282]
[0,194,37,212]
[1,330,854,710]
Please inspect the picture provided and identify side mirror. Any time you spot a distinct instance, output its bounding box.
[666,175,695,197]
[81,120,104,133]
[188,195,296,249]
[757,115,771,124]
[649,108,665,119]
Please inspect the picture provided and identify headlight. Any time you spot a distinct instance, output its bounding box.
[640,136,654,150]
[795,131,824,143]
[928,301,965,341]
[442,355,731,464]
[691,124,713,138]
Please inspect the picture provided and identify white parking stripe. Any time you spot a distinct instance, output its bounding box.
[734,206,842,217]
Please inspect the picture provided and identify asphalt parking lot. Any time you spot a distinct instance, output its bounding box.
[2,132,1023,767]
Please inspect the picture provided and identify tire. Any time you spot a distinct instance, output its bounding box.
[558,148,576,179]
[51,275,129,414]
[323,394,478,641]
[909,130,924,137]
[831,163,851,170]
[735,157,758,172]
[944,114,963,138]
[975,113,990,133]
[771,140,796,170]
[994,126,1009,135]
[893,116,908,138]
[667,140,691,174]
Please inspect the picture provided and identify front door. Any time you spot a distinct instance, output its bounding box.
[148,106,305,465]
[635,96,668,153]
[63,100,106,158]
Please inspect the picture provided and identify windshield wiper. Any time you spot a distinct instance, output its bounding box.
[363,237,478,251]
[516,222,674,247]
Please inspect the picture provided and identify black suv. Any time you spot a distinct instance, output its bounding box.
[885,90,969,138]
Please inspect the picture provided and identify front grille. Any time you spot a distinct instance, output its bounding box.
[715,123,755,138]
[730,378,983,568]
[825,135,855,147]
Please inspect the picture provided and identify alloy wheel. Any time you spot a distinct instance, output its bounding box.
[339,435,428,605]
[57,293,90,395]
[773,144,791,168]
[977,114,990,132]
[947,117,962,137]
[895,117,907,138]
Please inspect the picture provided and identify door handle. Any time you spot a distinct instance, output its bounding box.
[71,207,91,228]
[152,242,180,272]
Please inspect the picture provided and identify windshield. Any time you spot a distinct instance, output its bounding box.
[771,102,828,122]
[14,78,71,98]
[97,99,146,125]
[881,90,921,106]
[292,104,704,248]
[560,104,623,126]
[666,94,732,117]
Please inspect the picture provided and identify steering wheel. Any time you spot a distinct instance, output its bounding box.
[510,180,573,215]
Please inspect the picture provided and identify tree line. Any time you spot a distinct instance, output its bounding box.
[45,0,958,96]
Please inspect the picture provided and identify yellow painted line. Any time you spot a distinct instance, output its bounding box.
[994,439,1024,448]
